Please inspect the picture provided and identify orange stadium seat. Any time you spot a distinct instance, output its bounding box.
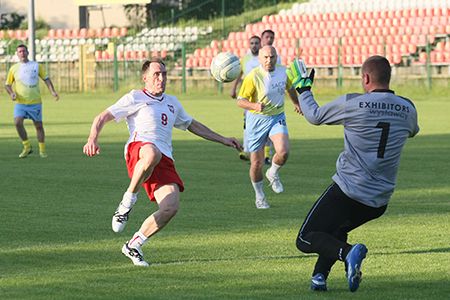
[79,28,87,38]
[56,29,64,38]
[47,29,56,39]
[95,50,102,60]
[117,51,124,61]
[119,27,128,37]
[111,27,120,38]
[63,29,72,39]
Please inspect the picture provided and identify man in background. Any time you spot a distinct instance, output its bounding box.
[5,44,59,158]
[230,35,261,161]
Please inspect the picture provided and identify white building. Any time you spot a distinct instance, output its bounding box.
[0,0,148,29]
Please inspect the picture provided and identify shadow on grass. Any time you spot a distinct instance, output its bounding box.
[0,133,448,245]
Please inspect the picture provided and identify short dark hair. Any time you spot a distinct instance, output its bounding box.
[261,29,275,37]
[249,35,261,41]
[142,57,166,74]
[17,44,28,51]
[362,55,391,85]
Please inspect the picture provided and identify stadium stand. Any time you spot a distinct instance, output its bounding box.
[0,25,211,63]
[0,1,448,69]
[186,0,450,69]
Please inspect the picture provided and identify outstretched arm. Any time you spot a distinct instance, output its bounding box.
[44,78,59,100]
[187,119,243,151]
[83,110,115,156]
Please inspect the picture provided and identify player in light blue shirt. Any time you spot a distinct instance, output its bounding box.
[288,56,419,292]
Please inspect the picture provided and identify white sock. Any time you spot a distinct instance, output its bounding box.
[118,191,138,214]
[268,162,282,177]
[251,180,265,200]
[128,231,148,250]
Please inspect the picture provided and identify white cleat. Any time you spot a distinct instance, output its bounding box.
[112,209,131,233]
[265,170,284,193]
[121,242,149,267]
[255,197,270,209]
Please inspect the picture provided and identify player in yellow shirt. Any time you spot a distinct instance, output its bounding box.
[5,44,59,158]
[230,35,261,161]
[237,45,301,209]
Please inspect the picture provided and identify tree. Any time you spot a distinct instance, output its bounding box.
[123,4,147,31]
[0,12,25,30]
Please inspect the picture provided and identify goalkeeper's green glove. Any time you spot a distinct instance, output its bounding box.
[287,59,315,94]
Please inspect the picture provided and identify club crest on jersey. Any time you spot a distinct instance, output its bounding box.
[167,104,174,114]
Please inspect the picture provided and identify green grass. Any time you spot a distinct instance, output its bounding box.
[0,86,449,299]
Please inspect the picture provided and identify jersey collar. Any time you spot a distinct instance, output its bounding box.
[371,89,395,94]
[142,89,164,101]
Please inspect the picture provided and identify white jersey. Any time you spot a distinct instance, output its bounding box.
[241,52,260,76]
[107,89,193,160]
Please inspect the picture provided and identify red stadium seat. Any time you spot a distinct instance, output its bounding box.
[63,29,72,39]
[111,27,120,37]
[56,29,64,38]
[433,52,444,63]
[119,27,128,37]
[104,27,113,38]
[186,57,193,68]
[95,50,102,61]
[47,29,55,39]
[101,51,110,60]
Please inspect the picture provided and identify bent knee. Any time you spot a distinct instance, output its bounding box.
[277,151,289,161]
[296,232,313,253]
[160,202,179,220]
[250,158,264,170]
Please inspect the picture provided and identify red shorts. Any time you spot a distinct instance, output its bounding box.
[125,141,184,202]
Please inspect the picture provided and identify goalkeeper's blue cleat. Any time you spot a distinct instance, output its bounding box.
[311,273,327,291]
[345,243,367,292]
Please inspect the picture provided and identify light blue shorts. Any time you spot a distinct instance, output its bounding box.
[245,112,288,152]
[14,104,43,122]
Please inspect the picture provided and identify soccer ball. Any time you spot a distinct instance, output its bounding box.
[210,52,241,82]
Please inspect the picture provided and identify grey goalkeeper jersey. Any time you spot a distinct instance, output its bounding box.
[299,90,419,208]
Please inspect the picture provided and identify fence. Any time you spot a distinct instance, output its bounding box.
[0,0,449,94]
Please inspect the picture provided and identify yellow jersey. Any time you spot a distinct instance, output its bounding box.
[5,61,48,105]
[238,65,292,116]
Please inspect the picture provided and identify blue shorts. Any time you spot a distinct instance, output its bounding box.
[14,104,43,122]
[245,112,288,152]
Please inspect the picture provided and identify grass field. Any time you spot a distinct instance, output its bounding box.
[0,85,449,299]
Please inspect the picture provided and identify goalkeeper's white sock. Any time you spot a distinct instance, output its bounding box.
[128,231,148,250]
[268,162,282,177]
[118,191,138,214]
[251,180,265,199]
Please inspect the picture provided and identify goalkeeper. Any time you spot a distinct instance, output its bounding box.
[288,56,419,292]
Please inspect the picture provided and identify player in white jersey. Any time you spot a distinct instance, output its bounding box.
[83,58,242,267]
[237,46,300,209]
[287,56,419,292]
[230,35,261,161]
